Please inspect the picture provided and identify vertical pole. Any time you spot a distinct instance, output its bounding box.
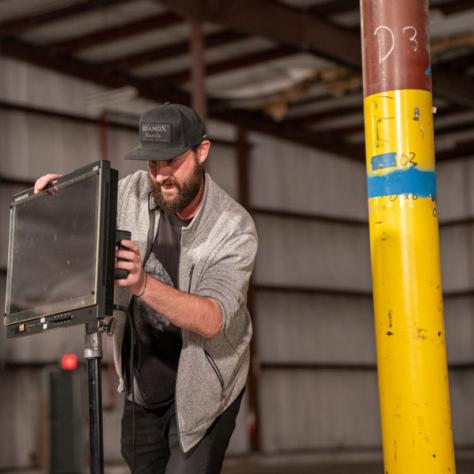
[99,111,108,163]
[237,127,261,451]
[84,323,104,474]
[360,1,456,473]
[189,17,207,120]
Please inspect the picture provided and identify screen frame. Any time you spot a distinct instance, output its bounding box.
[4,160,118,337]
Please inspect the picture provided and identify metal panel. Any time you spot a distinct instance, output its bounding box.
[0,57,106,114]
[249,132,368,220]
[256,291,375,364]
[437,159,474,222]
[206,144,239,201]
[0,110,101,179]
[0,183,24,269]
[259,370,381,452]
[0,368,45,468]
[254,214,372,291]
[440,225,474,292]
[444,296,474,362]
[449,370,474,446]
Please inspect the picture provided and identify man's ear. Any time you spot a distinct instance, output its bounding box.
[196,140,211,165]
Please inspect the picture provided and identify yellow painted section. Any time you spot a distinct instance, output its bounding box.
[364,89,456,473]
[364,89,435,176]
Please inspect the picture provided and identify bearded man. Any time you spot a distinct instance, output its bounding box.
[34,103,258,474]
[113,103,257,474]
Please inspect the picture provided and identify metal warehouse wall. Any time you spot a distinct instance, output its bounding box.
[1,56,474,470]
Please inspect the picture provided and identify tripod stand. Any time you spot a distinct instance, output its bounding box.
[84,321,106,474]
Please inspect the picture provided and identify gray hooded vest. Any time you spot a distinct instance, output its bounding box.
[112,170,258,452]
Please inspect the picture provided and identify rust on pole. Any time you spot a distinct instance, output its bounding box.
[361,1,431,95]
[360,0,456,473]
[189,16,207,120]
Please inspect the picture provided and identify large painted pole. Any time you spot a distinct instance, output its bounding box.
[360,1,456,473]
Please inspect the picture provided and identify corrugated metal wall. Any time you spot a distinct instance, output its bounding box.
[1,56,474,470]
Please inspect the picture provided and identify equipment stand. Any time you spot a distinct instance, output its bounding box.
[84,322,104,474]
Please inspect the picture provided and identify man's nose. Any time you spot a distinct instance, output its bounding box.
[154,162,172,182]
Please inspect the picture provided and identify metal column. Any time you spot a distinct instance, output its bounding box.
[360,1,456,472]
[189,17,207,120]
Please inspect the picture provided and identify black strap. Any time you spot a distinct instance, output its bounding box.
[144,191,156,264]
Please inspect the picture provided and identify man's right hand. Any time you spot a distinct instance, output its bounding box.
[33,173,62,194]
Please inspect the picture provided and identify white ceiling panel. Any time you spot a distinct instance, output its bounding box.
[22,0,162,43]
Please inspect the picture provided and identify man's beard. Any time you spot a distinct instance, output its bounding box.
[149,158,204,214]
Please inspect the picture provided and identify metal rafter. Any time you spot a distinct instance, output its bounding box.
[48,12,183,52]
[436,0,474,15]
[155,0,362,68]
[307,0,358,16]
[154,0,474,108]
[103,29,247,69]
[0,0,133,34]
[0,34,362,161]
[149,45,297,86]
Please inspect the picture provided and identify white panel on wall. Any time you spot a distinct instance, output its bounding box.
[437,159,474,222]
[206,144,239,201]
[444,296,474,363]
[0,184,24,269]
[0,111,101,179]
[3,324,85,363]
[227,390,250,454]
[0,368,44,468]
[206,119,237,142]
[249,133,368,221]
[0,57,106,116]
[259,370,381,452]
[254,214,372,291]
[106,125,143,179]
[440,225,474,293]
[449,369,474,446]
[256,291,376,364]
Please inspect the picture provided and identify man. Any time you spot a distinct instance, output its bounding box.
[35,103,258,474]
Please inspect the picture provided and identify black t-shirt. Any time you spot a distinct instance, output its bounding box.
[123,210,190,409]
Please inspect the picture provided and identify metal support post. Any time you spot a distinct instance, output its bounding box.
[360,1,456,472]
[189,16,207,120]
[84,322,104,474]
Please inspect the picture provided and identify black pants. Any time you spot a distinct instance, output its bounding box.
[121,392,243,474]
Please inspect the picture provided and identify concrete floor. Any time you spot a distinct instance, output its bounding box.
[3,451,474,473]
[222,452,474,474]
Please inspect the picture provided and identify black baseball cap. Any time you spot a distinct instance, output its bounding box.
[125,103,208,161]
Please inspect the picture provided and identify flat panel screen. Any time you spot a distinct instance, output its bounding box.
[6,171,99,323]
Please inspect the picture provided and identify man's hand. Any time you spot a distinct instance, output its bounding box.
[115,239,147,297]
[33,173,62,194]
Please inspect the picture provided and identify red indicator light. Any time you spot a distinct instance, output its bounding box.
[61,353,78,371]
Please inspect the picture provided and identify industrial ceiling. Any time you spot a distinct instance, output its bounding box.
[0,0,473,162]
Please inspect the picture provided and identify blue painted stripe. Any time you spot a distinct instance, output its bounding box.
[367,168,436,198]
[371,152,397,171]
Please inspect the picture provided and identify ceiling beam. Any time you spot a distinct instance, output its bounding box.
[436,139,474,161]
[0,34,360,161]
[433,69,474,109]
[48,12,183,52]
[436,0,474,15]
[149,45,297,86]
[307,0,359,16]
[155,0,362,68]
[155,0,474,108]
[212,107,365,161]
[0,34,187,101]
[286,104,363,124]
[103,29,247,69]
[0,0,133,34]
